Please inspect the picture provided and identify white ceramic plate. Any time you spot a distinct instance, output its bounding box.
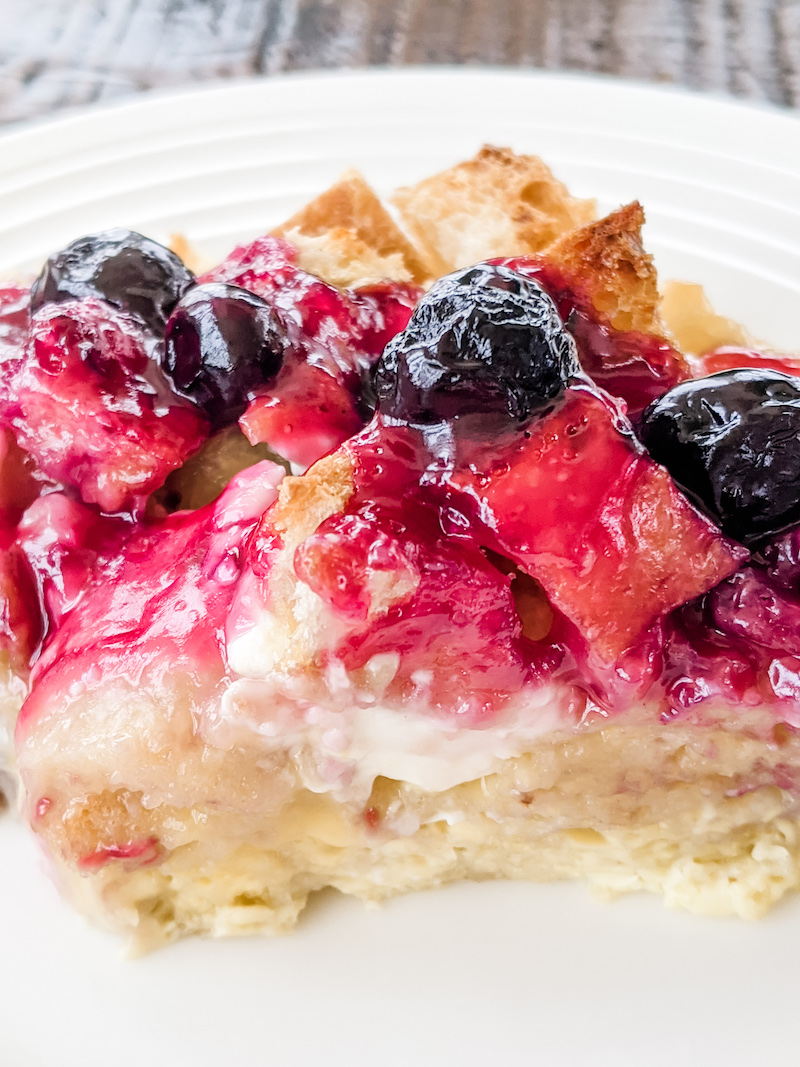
[1,69,800,1067]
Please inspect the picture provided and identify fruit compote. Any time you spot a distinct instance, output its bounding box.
[3,224,800,775]
[200,235,420,467]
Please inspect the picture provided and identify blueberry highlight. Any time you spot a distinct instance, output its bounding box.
[31,229,195,334]
[163,283,286,428]
[639,368,800,545]
[374,264,578,427]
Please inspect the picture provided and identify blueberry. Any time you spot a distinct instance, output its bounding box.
[163,283,286,428]
[374,264,578,426]
[639,369,800,545]
[30,229,194,334]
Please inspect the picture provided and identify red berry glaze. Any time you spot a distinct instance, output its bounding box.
[0,285,30,418]
[204,235,420,467]
[450,386,746,663]
[16,462,284,739]
[11,299,209,513]
[499,257,689,416]
[695,346,800,379]
[0,427,39,529]
[0,529,41,672]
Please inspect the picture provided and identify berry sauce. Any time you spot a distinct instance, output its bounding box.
[695,347,800,379]
[0,285,30,418]
[289,385,743,723]
[203,236,420,467]
[499,256,690,417]
[1,234,800,748]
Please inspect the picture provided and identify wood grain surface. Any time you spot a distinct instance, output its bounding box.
[0,0,799,127]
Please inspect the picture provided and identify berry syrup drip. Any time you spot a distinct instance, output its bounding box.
[498,256,689,417]
[202,236,421,467]
[296,416,559,724]
[17,461,284,739]
[638,351,800,723]
[0,285,30,417]
[12,299,208,514]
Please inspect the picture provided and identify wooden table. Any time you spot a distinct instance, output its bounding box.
[1,0,798,127]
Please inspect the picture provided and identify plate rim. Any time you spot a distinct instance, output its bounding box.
[0,65,798,148]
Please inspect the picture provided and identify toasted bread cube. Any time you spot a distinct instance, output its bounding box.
[393,145,596,275]
[544,201,668,336]
[273,170,430,287]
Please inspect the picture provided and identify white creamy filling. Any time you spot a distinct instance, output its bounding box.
[213,656,574,798]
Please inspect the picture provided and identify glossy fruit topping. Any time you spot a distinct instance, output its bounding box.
[16,493,124,637]
[374,264,579,427]
[17,461,285,740]
[449,387,745,663]
[200,235,419,363]
[6,221,795,740]
[0,427,39,529]
[498,257,689,417]
[292,495,535,722]
[202,235,420,467]
[0,527,41,672]
[694,346,800,379]
[240,359,364,470]
[639,369,800,546]
[709,566,800,656]
[30,229,194,334]
[759,527,800,590]
[11,299,208,513]
[0,285,30,416]
[164,283,286,428]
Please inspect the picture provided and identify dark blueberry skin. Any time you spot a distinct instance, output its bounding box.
[164,283,286,428]
[30,229,194,334]
[639,368,800,546]
[374,264,579,427]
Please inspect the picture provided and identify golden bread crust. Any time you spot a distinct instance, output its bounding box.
[272,169,431,286]
[272,450,355,544]
[544,201,668,336]
[392,145,596,275]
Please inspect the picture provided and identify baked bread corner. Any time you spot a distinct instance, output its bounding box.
[272,169,431,287]
[392,145,597,275]
[544,201,669,336]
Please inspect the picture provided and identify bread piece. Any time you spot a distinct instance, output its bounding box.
[659,280,752,355]
[393,145,596,275]
[544,201,668,336]
[273,169,431,287]
[26,721,800,951]
[168,234,215,276]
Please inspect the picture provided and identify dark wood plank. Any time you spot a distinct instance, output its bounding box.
[0,0,798,127]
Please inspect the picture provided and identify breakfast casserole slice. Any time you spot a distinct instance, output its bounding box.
[3,149,800,948]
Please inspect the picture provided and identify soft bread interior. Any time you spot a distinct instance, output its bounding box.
[272,169,431,287]
[393,145,596,275]
[34,720,800,949]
